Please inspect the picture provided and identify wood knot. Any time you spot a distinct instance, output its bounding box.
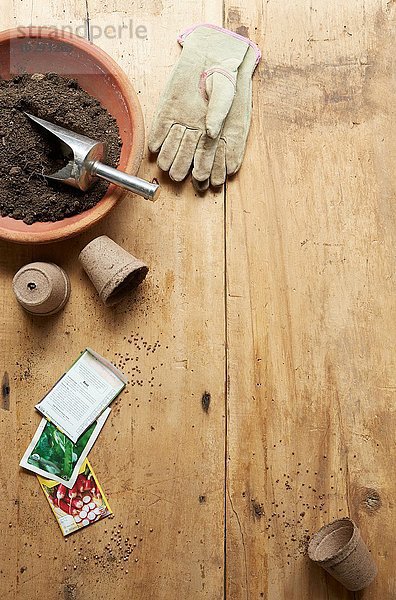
[2,372,10,411]
[251,500,264,519]
[64,584,77,600]
[236,25,249,38]
[361,488,382,513]
[201,391,211,413]
[227,8,241,23]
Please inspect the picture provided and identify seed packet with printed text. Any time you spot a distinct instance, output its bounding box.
[35,348,127,443]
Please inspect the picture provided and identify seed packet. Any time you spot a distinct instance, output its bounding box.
[38,459,112,536]
[35,348,127,443]
[20,408,110,489]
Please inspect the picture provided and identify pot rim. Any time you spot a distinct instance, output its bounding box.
[308,518,359,566]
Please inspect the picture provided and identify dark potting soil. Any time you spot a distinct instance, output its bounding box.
[0,73,122,224]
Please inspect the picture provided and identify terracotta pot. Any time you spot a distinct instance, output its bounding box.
[0,27,145,244]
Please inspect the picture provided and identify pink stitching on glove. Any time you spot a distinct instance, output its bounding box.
[178,23,262,66]
[199,68,237,100]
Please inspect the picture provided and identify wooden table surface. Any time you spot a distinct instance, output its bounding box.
[1,1,395,599]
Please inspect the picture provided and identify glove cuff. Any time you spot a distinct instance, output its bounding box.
[178,23,262,66]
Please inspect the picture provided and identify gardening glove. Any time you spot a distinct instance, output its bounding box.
[192,42,260,190]
[148,25,255,182]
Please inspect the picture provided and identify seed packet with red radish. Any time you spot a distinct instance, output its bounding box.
[38,459,112,536]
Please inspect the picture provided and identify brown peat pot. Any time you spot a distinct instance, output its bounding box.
[308,518,377,591]
[0,27,145,244]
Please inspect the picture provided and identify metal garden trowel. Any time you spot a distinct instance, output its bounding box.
[25,113,160,201]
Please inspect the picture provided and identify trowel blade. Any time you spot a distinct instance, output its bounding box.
[25,112,99,154]
[47,160,75,181]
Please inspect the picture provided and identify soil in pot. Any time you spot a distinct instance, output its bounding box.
[0,73,122,224]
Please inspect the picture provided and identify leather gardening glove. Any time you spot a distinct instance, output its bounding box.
[192,42,260,190]
[148,25,255,182]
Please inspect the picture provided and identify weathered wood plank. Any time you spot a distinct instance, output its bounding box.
[2,0,395,598]
[0,1,226,599]
[224,0,395,598]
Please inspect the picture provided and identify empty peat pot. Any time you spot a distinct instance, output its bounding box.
[308,518,377,591]
[13,262,70,316]
[79,235,148,307]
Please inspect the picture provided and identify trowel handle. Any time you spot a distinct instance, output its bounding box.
[91,161,160,202]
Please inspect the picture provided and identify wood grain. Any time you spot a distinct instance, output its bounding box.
[0,1,225,599]
[1,0,395,598]
[224,0,395,598]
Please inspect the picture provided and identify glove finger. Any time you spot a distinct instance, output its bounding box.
[169,129,201,182]
[224,127,251,177]
[192,134,219,182]
[148,118,172,153]
[225,126,251,175]
[157,124,186,172]
[224,57,255,174]
[205,72,235,139]
[210,139,226,187]
[192,177,210,193]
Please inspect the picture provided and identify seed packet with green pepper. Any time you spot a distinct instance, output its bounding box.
[20,408,110,488]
